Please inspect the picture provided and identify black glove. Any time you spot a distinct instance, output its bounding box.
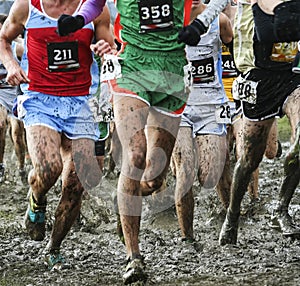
[57,14,85,36]
[178,18,207,46]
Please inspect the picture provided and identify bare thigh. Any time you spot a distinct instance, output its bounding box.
[142,108,181,185]
[26,125,62,190]
[195,134,227,188]
[113,95,149,181]
[240,118,274,170]
[265,119,278,159]
[283,87,300,142]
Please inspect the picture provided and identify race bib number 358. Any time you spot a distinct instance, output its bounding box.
[138,0,174,33]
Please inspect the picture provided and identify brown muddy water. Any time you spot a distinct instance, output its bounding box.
[0,136,299,286]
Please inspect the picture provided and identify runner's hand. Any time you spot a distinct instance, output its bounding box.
[5,60,30,86]
[91,40,113,58]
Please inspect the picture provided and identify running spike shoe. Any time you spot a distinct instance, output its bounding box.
[270,211,300,237]
[44,250,66,271]
[123,255,147,285]
[24,190,46,241]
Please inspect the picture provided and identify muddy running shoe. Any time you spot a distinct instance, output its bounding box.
[25,190,46,241]
[270,211,300,237]
[219,210,239,246]
[182,237,194,243]
[44,250,66,271]
[0,163,5,183]
[123,255,147,285]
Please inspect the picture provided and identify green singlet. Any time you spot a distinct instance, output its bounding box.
[113,0,192,114]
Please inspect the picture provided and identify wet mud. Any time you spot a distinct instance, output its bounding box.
[0,138,299,286]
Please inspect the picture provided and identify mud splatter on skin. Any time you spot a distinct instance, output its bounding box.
[48,177,84,251]
[0,135,299,285]
[26,130,63,203]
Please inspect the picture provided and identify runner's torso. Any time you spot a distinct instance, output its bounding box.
[186,16,226,105]
[114,0,192,51]
[21,0,99,96]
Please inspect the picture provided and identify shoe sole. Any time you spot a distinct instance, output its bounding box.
[123,268,147,285]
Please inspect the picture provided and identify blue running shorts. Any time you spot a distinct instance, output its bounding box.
[17,91,100,140]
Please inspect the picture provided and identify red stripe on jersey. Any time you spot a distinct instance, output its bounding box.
[31,0,42,12]
[184,0,193,26]
[114,12,125,47]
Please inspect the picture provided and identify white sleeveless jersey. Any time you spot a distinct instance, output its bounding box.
[185,16,227,105]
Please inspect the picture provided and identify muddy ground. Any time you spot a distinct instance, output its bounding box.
[0,131,299,286]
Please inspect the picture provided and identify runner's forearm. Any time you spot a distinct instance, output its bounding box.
[78,0,107,25]
[197,0,231,27]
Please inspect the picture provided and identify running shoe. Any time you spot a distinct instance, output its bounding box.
[270,211,300,237]
[123,255,147,285]
[24,190,46,241]
[219,210,239,246]
[182,237,194,243]
[0,163,5,183]
[44,250,66,271]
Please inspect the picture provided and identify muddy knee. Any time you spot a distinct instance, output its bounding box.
[144,177,164,191]
[126,148,145,169]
